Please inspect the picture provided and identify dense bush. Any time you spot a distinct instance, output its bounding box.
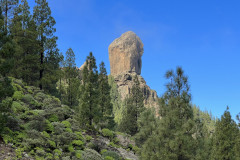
[102,128,114,139]
[102,151,120,160]
[81,148,103,160]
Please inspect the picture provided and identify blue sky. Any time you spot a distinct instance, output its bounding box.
[29,0,240,120]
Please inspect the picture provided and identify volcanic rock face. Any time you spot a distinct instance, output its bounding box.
[109,31,143,76]
[109,31,159,110]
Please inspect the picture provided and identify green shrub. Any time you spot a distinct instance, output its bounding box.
[75,150,82,159]
[132,146,140,153]
[35,147,46,157]
[13,91,23,100]
[85,135,92,142]
[104,156,114,160]
[45,153,53,159]
[12,82,23,91]
[102,151,120,160]
[15,147,24,159]
[48,140,56,148]
[102,128,114,138]
[53,149,62,158]
[100,149,107,155]
[75,131,83,140]
[48,114,59,122]
[81,148,103,160]
[65,128,72,133]
[45,120,54,132]
[22,94,35,103]
[34,92,48,102]
[72,140,84,148]
[108,142,119,148]
[42,131,50,138]
[12,101,26,113]
[68,145,74,152]
[61,120,71,128]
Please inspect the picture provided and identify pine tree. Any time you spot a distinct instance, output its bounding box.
[0,0,18,29]
[33,0,60,94]
[141,67,196,160]
[0,7,13,134]
[78,52,99,127]
[64,48,79,107]
[118,75,144,135]
[134,108,157,146]
[98,62,114,129]
[211,107,239,160]
[10,0,40,86]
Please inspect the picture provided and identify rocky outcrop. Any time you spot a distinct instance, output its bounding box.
[109,31,159,110]
[113,72,159,110]
[109,31,143,76]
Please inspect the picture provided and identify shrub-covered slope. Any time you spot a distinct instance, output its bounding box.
[0,78,139,160]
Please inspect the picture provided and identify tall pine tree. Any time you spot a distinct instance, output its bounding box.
[33,0,60,94]
[64,48,79,107]
[98,62,114,129]
[0,0,18,30]
[141,67,196,160]
[78,52,99,127]
[10,0,40,86]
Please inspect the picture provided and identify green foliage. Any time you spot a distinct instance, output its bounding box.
[61,120,71,128]
[48,114,59,122]
[81,148,103,160]
[62,48,80,107]
[0,98,13,133]
[211,107,239,160]
[75,150,82,158]
[134,108,157,146]
[12,101,27,113]
[141,67,196,160]
[13,91,23,100]
[102,151,120,160]
[102,128,114,139]
[108,75,124,124]
[118,76,144,136]
[100,149,107,155]
[85,135,93,142]
[98,62,114,129]
[78,52,100,127]
[104,156,114,160]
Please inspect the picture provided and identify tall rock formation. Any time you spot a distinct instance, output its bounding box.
[109,31,143,76]
[109,31,159,110]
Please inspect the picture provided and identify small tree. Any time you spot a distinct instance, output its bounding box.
[211,107,239,160]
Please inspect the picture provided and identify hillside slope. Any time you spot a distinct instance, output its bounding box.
[0,78,139,160]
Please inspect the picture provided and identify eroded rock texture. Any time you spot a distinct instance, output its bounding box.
[109,31,143,76]
[109,31,159,110]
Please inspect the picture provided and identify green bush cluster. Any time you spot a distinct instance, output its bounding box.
[102,128,114,139]
[102,151,120,160]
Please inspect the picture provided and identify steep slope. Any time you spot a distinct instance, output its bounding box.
[0,78,139,160]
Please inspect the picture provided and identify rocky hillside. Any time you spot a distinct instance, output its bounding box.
[0,78,139,160]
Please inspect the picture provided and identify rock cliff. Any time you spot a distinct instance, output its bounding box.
[108,31,159,110]
[109,31,143,76]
